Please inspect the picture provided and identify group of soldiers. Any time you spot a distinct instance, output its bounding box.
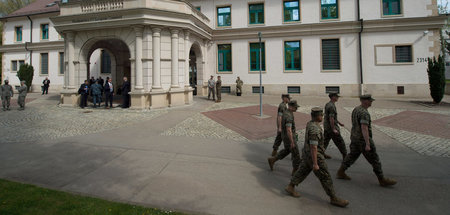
[1,80,27,111]
[207,76,244,102]
[267,93,397,207]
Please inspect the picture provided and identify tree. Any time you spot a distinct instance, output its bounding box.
[16,63,33,91]
[427,56,446,104]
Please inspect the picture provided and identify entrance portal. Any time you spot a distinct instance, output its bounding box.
[189,49,197,95]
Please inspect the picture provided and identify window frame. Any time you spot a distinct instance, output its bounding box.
[283,40,302,73]
[381,0,403,17]
[58,52,65,75]
[248,2,265,25]
[14,26,23,42]
[217,43,233,73]
[374,44,414,66]
[100,50,112,74]
[320,0,339,21]
[11,60,18,72]
[248,41,266,73]
[283,0,301,23]
[40,53,49,75]
[40,23,49,40]
[217,5,232,28]
[320,38,341,72]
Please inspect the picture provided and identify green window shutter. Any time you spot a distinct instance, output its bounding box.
[284,1,300,22]
[41,24,49,39]
[284,41,301,70]
[217,7,231,27]
[15,27,22,41]
[321,0,338,19]
[250,42,265,71]
[249,4,264,24]
[218,44,232,72]
[59,52,64,75]
[395,46,412,63]
[41,53,49,75]
[322,39,340,70]
[382,0,401,15]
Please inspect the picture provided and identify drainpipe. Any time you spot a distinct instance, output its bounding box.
[26,15,33,65]
[357,0,364,96]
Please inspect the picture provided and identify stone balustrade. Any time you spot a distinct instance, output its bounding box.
[81,0,124,13]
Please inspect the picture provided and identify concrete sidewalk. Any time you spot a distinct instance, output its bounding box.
[0,94,449,215]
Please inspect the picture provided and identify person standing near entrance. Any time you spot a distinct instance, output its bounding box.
[216,76,222,103]
[104,78,114,109]
[78,80,90,109]
[17,81,27,110]
[323,93,347,160]
[91,80,102,108]
[42,77,50,95]
[121,77,131,108]
[1,80,14,111]
[236,77,243,96]
[271,94,290,157]
[336,95,397,187]
[207,75,215,101]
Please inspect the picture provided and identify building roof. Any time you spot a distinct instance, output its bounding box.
[2,0,60,19]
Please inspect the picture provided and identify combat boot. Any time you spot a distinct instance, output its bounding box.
[271,149,278,157]
[285,183,300,198]
[378,177,397,187]
[291,167,298,176]
[336,166,351,180]
[330,196,349,207]
[267,157,277,171]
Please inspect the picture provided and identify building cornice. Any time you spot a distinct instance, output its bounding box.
[0,41,64,53]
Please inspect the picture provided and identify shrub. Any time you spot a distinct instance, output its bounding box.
[427,56,446,103]
[16,63,34,92]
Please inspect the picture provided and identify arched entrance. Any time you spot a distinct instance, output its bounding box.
[189,42,203,96]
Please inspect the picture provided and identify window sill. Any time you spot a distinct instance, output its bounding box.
[284,70,302,73]
[248,23,265,27]
[381,14,403,18]
[249,70,267,74]
[217,71,233,74]
[14,41,23,44]
[321,70,341,73]
[376,62,414,66]
[216,26,232,29]
[39,74,49,76]
[282,20,302,24]
[320,18,340,22]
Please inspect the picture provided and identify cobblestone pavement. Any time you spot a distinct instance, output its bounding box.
[0,104,167,144]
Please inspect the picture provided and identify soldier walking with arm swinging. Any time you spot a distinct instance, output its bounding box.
[323,93,347,160]
[271,94,290,157]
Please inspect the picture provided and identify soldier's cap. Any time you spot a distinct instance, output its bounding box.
[328,93,340,98]
[311,107,324,114]
[288,100,300,108]
[281,94,291,99]
[360,94,375,101]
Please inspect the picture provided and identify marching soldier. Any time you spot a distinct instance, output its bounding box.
[336,94,397,187]
[285,107,349,208]
[235,77,243,96]
[1,80,14,111]
[268,100,301,176]
[216,76,222,103]
[17,81,27,110]
[271,94,290,156]
[323,93,347,160]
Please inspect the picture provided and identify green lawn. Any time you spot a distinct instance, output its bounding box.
[0,179,184,215]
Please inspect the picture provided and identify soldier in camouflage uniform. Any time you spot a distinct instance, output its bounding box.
[17,81,27,110]
[216,76,222,103]
[337,94,397,187]
[1,80,14,111]
[268,100,301,176]
[323,93,347,160]
[285,107,349,208]
[271,94,290,157]
[235,77,243,95]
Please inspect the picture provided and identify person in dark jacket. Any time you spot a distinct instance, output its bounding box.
[89,76,96,86]
[91,80,102,108]
[104,78,114,109]
[78,80,90,108]
[42,77,50,95]
[121,77,131,108]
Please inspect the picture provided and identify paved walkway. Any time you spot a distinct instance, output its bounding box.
[0,93,449,215]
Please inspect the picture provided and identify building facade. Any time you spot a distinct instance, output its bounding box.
[0,0,446,109]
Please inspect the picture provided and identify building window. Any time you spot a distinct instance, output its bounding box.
[41,24,49,40]
[11,60,25,72]
[285,41,301,71]
[217,6,231,27]
[250,42,265,71]
[218,44,232,72]
[322,39,340,71]
[395,45,412,63]
[252,86,264,93]
[321,0,338,20]
[382,0,401,16]
[59,52,64,75]
[284,1,300,22]
[221,86,231,93]
[326,86,340,94]
[15,26,22,42]
[101,50,112,74]
[41,53,49,75]
[288,86,301,94]
[195,6,201,11]
[249,3,264,24]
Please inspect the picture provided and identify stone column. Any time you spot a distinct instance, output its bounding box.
[171,29,179,88]
[134,26,144,90]
[152,27,162,90]
[66,31,76,89]
[184,30,190,87]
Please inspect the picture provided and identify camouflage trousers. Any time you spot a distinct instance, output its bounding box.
[275,138,301,169]
[291,153,336,198]
[216,87,221,101]
[1,96,11,109]
[272,132,282,150]
[342,139,384,178]
[324,130,347,157]
[18,96,26,108]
